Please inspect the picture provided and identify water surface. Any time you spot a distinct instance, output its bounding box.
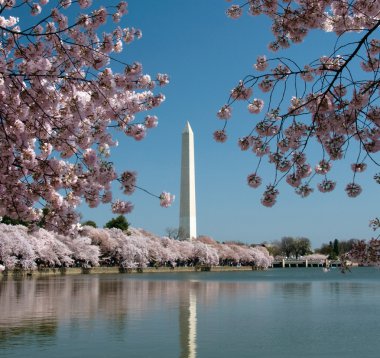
[1,268,380,358]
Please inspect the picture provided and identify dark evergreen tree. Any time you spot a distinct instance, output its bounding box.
[82,220,97,228]
[0,215,28,227]
[333,239,340,257]
[104,216,129,231]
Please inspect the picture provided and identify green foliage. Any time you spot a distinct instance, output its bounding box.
[82,220,97,228]
[333,239,339,257]
[274,236,312,258]
[1,208,50,228]
[317,243,333,256]
[280,236,295,258]
[104,215,129,231]
[0,215,28,227]
[264,242,283,257]
[316,239,357,259]
[293,237,312,259]
[338,239,357,254]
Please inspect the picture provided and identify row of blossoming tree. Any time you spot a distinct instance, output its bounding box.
[216,0,380,206]
[0,0,174,235]
[0,223,274,271]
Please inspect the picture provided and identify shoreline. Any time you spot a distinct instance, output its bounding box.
[0,261,355,277]
[1,265,258,277]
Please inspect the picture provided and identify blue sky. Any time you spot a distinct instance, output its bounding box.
[24,0,377,248]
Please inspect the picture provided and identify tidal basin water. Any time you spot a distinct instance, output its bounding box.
[1,268,380,358]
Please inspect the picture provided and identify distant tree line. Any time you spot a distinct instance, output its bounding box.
[266,237,312,259]
[315,239,357,260]
[264,236,359,261]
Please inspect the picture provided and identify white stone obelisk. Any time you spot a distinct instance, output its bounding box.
[179,122,197,240]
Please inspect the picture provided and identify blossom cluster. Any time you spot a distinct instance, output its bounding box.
[347,238,380,266]
[0,224,273,270]
[216,0,380,206]
[0,1,172,233]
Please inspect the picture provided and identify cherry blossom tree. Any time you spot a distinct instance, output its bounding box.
[174,238,194,265]
[29,227,74,267]
[346,238,380,266]
[304,253,328,261]
[145,236,166,266]
[345,218,380,266]
[250,245,273,268]
[0,224,273,271]
[0,1,173,234]
[0,223,73,269]
[0,223,36,269]
[216,1,380,207]
[193,241,219,266]
[217,243,239,265]
[81,224,119,261]
[59,235,100,267]
[228,243,253,264]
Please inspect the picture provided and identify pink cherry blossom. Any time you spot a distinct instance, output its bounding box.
[0,2,171,232]
[156,73,170,86]
[144,115,158,128]
[286,173,301,188]
[238,136,252,150]
[216,0,380,206]
[295,184,314,198]
[78,0,92,8]
[213,130,228,143]
[111,200,134,214]
[296,164,312,179]
[261,185,279,207]
[254,55,269,71]
[217,105,232,120]
[159,192,175,208]
[30,4,42,16]
[230,81,253,100]
[226,5,243,19]
[120,171,137,195]
[247,173,262,188]
[248,98,265,114]
[351,163,367,173]
[315,160,332,175]
[345,183,362,198]
[258,77,273,92]
[318,179,336,193]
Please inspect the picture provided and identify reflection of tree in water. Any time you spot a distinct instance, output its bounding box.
[0,319,57,348]
[0,276,192,336]
[0,275,271,353]
[274,282,312,297]
[324,282,371,298]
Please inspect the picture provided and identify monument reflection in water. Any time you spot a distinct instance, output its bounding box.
[1,275,255,358]
[2,269,380,358]
[179,284,197,358]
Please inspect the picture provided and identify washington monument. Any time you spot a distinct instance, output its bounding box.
[179,122,197,240]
